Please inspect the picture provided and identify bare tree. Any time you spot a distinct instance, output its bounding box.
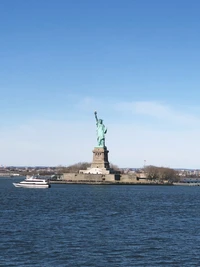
[144,165,159,180]
[57,162,91,173]
[110,163,123,173]
[145,165,179,182]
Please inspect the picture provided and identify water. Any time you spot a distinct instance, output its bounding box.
[1,178,200,266]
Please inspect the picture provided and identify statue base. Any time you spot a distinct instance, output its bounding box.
[63,146,126,183]
[80,146,111,174]
[91,146,110,169]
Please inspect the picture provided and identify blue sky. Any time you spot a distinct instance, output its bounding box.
[1,0,200,168]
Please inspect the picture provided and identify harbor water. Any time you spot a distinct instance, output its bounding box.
[1,177,200,266]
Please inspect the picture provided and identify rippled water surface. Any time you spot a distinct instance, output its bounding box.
[1,178,200,266]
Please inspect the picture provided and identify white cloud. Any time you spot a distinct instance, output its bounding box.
[115,101,200,127]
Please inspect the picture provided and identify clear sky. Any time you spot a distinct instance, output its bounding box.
[1,0,200,168]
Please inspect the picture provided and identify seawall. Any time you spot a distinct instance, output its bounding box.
[50,173,172,185]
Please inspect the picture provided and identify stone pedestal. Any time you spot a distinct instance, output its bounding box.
[80,146,111,174]
[91,147,110,169]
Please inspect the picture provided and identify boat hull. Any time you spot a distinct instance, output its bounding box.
[13,183,50,188]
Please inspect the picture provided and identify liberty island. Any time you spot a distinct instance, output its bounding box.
[59,111,170,184]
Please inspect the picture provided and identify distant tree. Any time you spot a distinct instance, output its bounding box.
[144,165,159,180]
[157,167,179,182]
[144,165,179,182]
[110,163,123,173]
[57,162,91,173]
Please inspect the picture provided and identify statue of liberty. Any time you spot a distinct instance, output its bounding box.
[94,111,107,147]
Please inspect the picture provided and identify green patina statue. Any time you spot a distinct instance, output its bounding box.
[94,111,107,147]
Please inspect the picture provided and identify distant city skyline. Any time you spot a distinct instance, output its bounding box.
[1,0,200,168]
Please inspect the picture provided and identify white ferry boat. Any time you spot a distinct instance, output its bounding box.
[13,176,51,189]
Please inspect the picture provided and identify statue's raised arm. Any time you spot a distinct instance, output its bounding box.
[94,111,98,123]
